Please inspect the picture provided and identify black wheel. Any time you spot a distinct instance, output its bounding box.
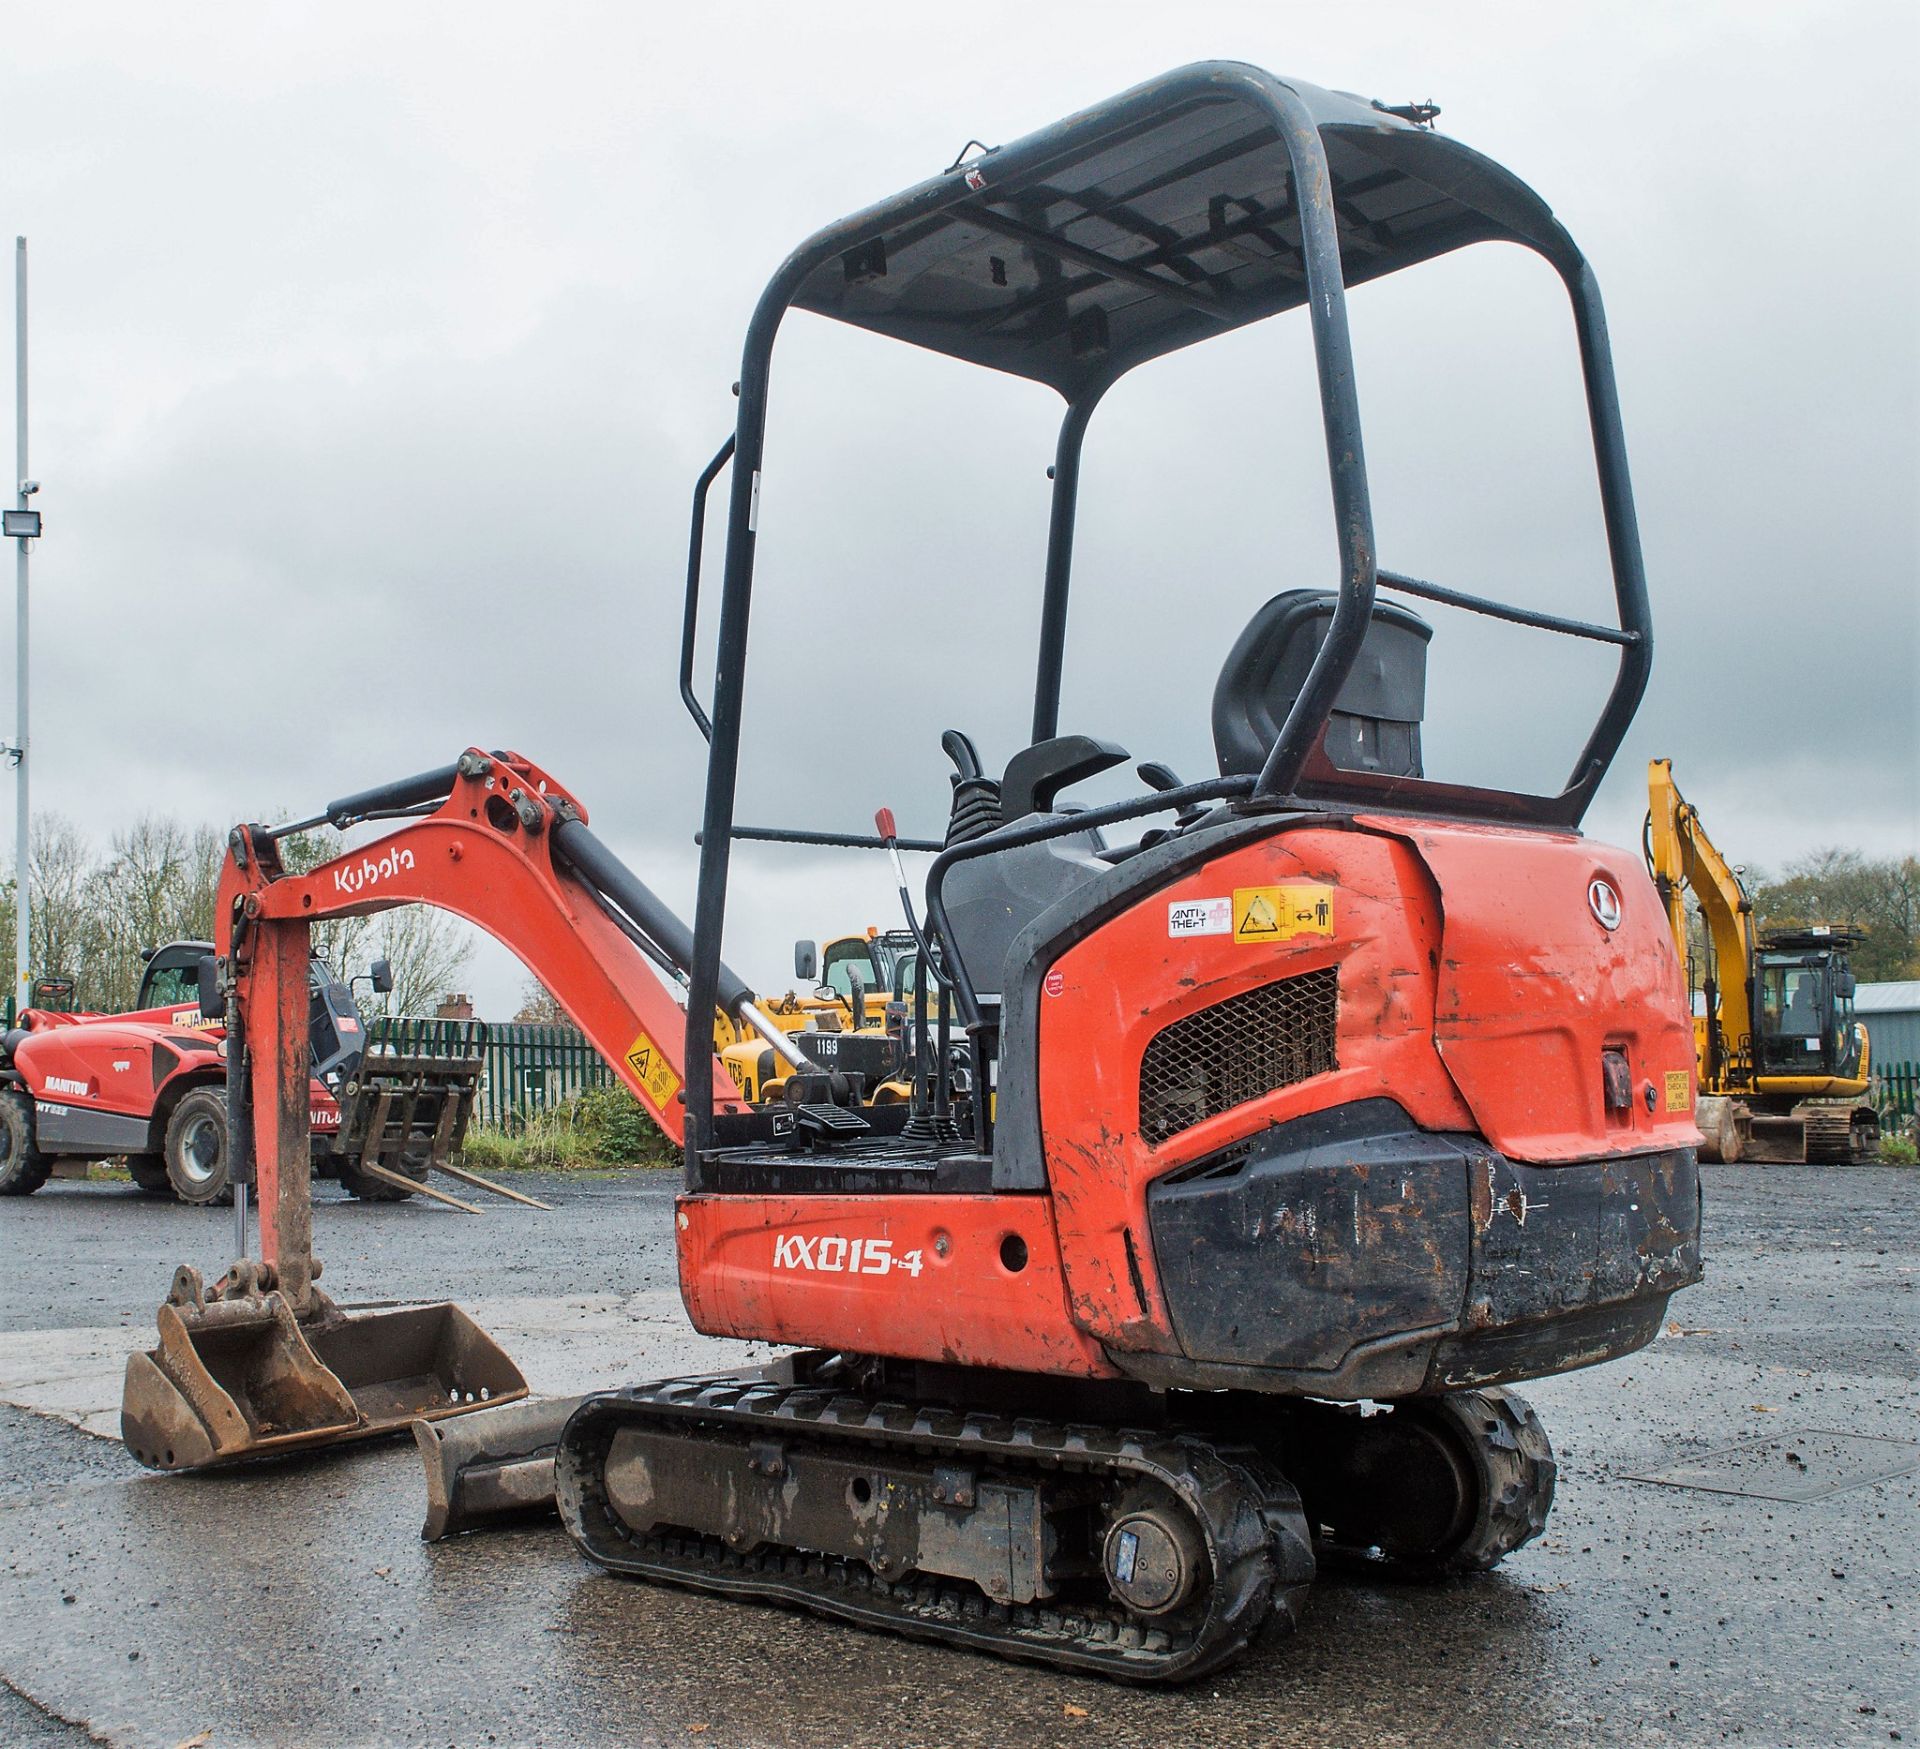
[335,1146,427,1202]
[164,1088,232,1205]
[0,1088,51,1195]
[127,1153,172,1196]
[1283,1387,1556,1579]
[1394,1389,1556,1575]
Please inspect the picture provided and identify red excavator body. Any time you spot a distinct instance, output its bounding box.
[677,816,1699,1392]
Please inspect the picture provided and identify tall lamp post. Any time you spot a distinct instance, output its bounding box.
[4,238,41,1018]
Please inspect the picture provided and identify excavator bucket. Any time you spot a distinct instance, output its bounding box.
[122,1265,527,1471]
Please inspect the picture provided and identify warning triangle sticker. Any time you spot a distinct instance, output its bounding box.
[1237,895,1280,937]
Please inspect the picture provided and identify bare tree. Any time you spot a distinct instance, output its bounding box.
[86,816,231,1009]
[368,904,475,1016]
[512,977,565,1024]
[29,815,104,999]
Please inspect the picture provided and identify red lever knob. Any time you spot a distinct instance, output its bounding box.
[875,807,897,841]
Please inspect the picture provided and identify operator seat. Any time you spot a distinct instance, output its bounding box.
[1213,588,1431,781]
[939,589,1432,1001]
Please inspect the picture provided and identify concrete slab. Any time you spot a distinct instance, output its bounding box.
[1,1165,1913,1748]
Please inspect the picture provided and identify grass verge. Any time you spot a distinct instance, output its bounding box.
[459,1085,677,1173]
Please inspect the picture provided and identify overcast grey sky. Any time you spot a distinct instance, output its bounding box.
[4,1,1915,1014]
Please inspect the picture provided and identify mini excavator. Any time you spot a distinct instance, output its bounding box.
[125,64,1703,1680]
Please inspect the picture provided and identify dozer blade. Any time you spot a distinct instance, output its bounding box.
[122,1266,528,1471]
[415,1393,583,1540]
[414,1364,788,1539]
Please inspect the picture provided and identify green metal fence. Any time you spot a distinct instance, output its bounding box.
[1877,1061,1918,1126]
[369,1016,618,1128]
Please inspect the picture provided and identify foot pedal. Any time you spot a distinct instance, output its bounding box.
[770,1101,872,1148]
[796,1102,870,1139]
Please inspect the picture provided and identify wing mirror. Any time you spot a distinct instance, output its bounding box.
[196,956,226,1021]
[370,957,395,996]
[1836,971,1857,999]
[793,939,818,983]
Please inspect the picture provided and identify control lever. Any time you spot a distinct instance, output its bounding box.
[875,808,940,981]
[1137,761,1208,828]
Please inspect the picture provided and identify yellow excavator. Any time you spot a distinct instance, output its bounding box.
[1646,758,1880,1162]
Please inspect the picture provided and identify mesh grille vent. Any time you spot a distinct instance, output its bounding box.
[1138,967,1338,1146]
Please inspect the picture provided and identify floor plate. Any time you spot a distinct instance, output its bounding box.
[1620,1428,1919,1502]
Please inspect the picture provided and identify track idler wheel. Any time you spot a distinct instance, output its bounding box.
[1287,1387,1556,1578]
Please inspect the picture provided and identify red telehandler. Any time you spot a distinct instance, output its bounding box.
[0,940,500,1208]
[124,64,1702,1682]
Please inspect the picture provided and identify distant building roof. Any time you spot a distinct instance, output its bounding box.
[1857,980,1920,1014]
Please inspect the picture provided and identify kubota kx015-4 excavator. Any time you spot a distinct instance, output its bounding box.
[125,65,1702,1681]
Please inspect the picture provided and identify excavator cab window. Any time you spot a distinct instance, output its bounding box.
[1758,958,1833,1069]
[870,931,921,997]
[820,939,881,1000]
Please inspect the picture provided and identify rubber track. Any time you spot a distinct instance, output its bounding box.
[1801,1107,1858,1164]
[557,1375,1315,1683]
[1437,1386,1557,1573]
[1312,1386,1556,1578]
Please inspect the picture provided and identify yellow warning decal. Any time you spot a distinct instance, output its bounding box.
[1233,884,1336,944]
[624,1028,683,1111]
[1664,1070,1691,1113]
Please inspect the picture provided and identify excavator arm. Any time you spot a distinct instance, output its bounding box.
[1645,756,1755,1091]
[120,749,814,1472]
[213,749,813,1293]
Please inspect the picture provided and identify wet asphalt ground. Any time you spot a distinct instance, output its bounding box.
[0,1163,1914,1749]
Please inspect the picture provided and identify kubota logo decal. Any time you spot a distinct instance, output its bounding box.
[333,846,416,896]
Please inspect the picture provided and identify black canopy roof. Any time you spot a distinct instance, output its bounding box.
[791,64,1580,398]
